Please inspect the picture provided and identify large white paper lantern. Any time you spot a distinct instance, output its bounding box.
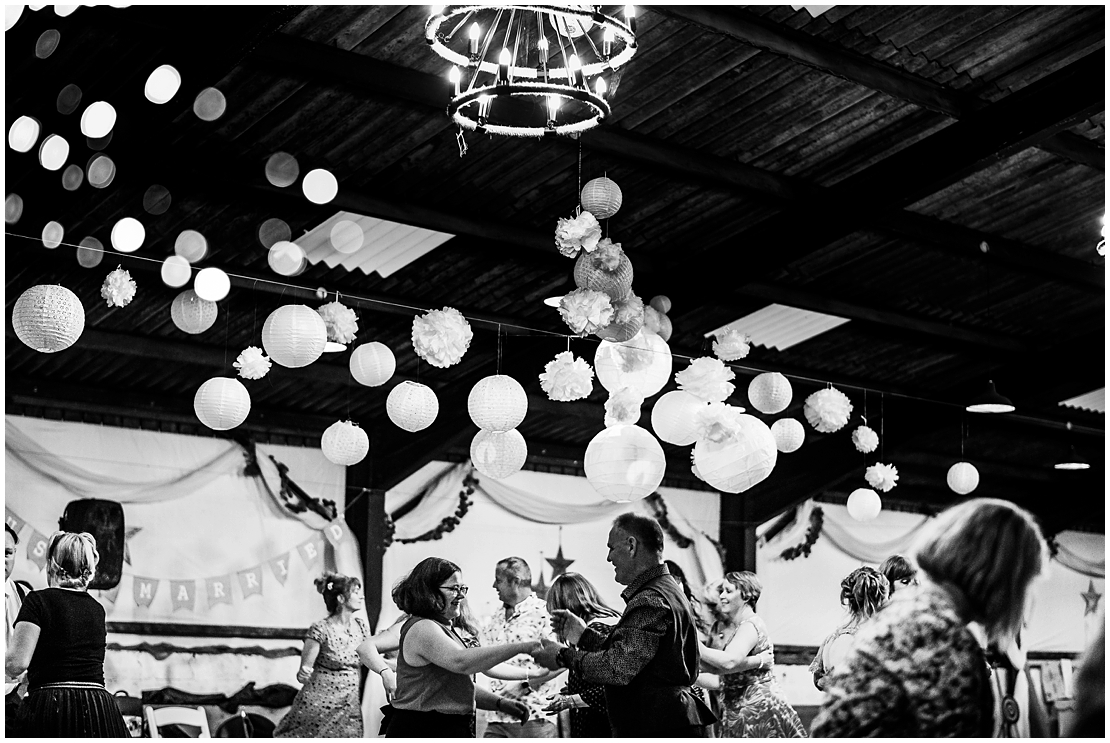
[584,425,667,503]
[468,375,527,432]
[594,329,672,397]
[580,176,623,220]
[771,418,805,453]
[262,304,327,368]
[349,342,396,387]
[947,462,980,495]
[651,390,707,446]
[471,428,528,480]
[12,284,85,353]
[193,377,250,431]
[170,289,217,334]
[387,381,438,432]
[693,414,778,494]
[748,372,793,415]
[847,488,882,522]
[321,420,369,466]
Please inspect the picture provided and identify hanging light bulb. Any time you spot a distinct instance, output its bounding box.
[468,22,480,56]
[569,54,582,87]
[448,65,461,96]
[595,77,608,99]
[546,95,560,125]
[477,94,492,122]
[603,26,614,57]
[498,47,511,84]
[625,5,637,33]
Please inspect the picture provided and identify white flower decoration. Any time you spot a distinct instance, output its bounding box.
[555,211,602,258]
[604,386,644,427]
[317,301,358,344]
[713,328,751,361]
[592,238,624,271]
[865,462,899,492]
[412,307,473,368]
[803,387,853,433]
[694,402,745,444]
[558,289,613,336]
[539,351,594,402]
[675,357,736,403]
[234,346,272,380]
[100,266,136,308]
[852,425,879,454]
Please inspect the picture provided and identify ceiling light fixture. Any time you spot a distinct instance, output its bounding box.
[1055,444,1090,471]
[966,379,1015,414]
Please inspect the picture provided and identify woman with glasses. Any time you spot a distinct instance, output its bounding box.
[383,557,538,738]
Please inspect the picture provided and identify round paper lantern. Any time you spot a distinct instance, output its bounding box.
[693,414,778,493]
[594,330,672,397]
[573,247,633,300]
[321,420,369,466]
[847,488,882,522]
[170,290,217,334]
[194,266,230,301]
[584,425,666,503]
[386,381,439,432]
[651,390,707,446]
[771,418,805,453]
[303,168,338,204]
[144,64,181,104]
[349,342,396,387]
[595,296,643,343]
[111,216,145,253]
[468,375,527,432]
[580,177,622,220]
[193,377,250,431]
[12,284,84,353]
[470,429,528,480]
[947,462,980,495]
[261,304,327,368]
[748,372,793,415]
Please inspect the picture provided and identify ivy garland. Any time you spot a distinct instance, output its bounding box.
[646,493,726,563]
[780,506,824,560]
[382,471,478,548]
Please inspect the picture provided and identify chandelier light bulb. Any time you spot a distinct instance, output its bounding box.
[595,77,608,98]
[449,65,461,95]
[625,4,637,33]
[478,94,491,120]
[547,95,560,121]
[498,47,511,83]
[538,35,549,60]
[603,26,614,57]
[569,54,582,86]
[469,22,480,55]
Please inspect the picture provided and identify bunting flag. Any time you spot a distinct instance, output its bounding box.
[25,529,49,570]
[98,583,121,604]
[268,553,292,586]
[170,579,196,612]
[237,565,264,599]
[206,575,234,607]
[5,508,26,536]
[297,535,324,570]
[133,577,159,608]
[323,520,352,549]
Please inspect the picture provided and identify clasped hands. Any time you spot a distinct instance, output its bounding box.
[529,609,588,670]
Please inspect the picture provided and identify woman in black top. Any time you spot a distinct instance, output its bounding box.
[5,531,129,737]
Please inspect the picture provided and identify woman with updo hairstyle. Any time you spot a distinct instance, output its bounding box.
[812,498,1048,737]
[809,567,889,690]
[5,531,129,736]
[275,572,369,737]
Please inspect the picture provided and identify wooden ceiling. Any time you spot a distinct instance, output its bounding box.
[5,5,1105,535]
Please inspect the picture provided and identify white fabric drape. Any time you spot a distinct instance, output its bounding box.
[819,509,932,563]
[479,473,628,524]
[1053,533,1105,578]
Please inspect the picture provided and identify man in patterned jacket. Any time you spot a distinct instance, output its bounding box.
[533,513,717,737]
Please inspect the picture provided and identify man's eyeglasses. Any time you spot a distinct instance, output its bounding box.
[441,584,469,596]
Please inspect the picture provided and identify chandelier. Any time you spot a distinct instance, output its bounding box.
[425,5,637,139]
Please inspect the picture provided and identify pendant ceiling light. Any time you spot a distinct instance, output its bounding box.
[425,4,637,139]
[1054,445,1090,471]
[966,379,1015,414]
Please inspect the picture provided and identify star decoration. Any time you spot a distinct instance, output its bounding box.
[531,555,548,600]
[1081,580,1102,616]
[123,526,142,566]
[546,545,575,578]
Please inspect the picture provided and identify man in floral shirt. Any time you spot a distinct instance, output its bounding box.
[482,557,561,738]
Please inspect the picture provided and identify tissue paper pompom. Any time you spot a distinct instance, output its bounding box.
[713,328,751,361]
[317,301,358,344]
[573,238,633,300]
[559,288,613,336]
[865,462,899,492]
[694,402,745,444]
[604,387,644,427]
[596,294,644,343]
[412,307,473,368]
[539,351,594,402]
[555,211,601,258]
[100,266,136,308]
[233,346,272,380]
[803,387,853,433]
[643,305,665,335]
[851,425,879,454]
[676,357,736,403]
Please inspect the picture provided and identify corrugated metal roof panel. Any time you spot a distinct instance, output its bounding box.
[1060,388,1105,414]
[705,303,850,351]
[301,211,453,277]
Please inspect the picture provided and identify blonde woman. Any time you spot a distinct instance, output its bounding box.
[812,498,1048,737]
[5,531,129,737]
[809,567,889,690]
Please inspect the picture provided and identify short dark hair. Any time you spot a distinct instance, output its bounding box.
[613,513,664,554]
[496,557,531,585]
[392,557,461,620]
[314,572,361,614]
[879,554,917,595]
[5,524,18,544]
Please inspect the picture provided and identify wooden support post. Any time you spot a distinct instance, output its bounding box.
[344,458,387,632]
[720,493,758,573]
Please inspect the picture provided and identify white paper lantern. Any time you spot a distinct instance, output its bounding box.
[847,488,882,522]
[386,381,439,432]
[693,414,778,493]
[349,342,396,387]
[321,420,369,466]
[261,304,327,368]
[193,377,250,431]
[170,289,217,334]
[12,284,84,353]
[651,390,707,446]
[580,177,623,220]
[584,425,667,503]
[194,266,230,301]
[771,418,805,453]
[468,375,528,432]
[470,428,528,480]
[947,462,980,495]
[748,372,793,415]
[594,330,672,397]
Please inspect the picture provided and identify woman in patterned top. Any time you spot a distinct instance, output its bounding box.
[809,566,889,690]
[275,573,369,738]
[811,498,1048,737]
[542,573,621,737]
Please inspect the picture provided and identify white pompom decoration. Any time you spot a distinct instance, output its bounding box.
[675,357,735,403]
[555,210,602,258]
[539,351,594,402]
[596,294,644,343]
[803,387,853,433]
[412,307,473,368]
[100,266,136,308]
[693,413,778,494]
[350,342,396,387]
[594,330,672,398]
[468,375,528,432]
[559,288,613,336]
[233,346,272,380]
[386,381,439,432]
[712,328,751,361]
[470,428,528,480]
[650,390,707,446]
[262,304,328,368]
[747,372,793,414]
[193,377,251,431]
[580,176,622,220]
[947,462,980,495]
[321,420,369,466]
[771,418,805,453]
[864,462,899,493]
[584,424,667,503]
[317,301,358,344]
[604,387,644,427]
[851,425,879,454]
[847,488,882,521]
[12,284,85,353]
[170,289,217,335]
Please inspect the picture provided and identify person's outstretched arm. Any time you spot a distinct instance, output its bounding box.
[406,619,539,676]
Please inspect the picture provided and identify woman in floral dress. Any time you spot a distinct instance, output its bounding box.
[700,572,806,738]
[275,573,369,738]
